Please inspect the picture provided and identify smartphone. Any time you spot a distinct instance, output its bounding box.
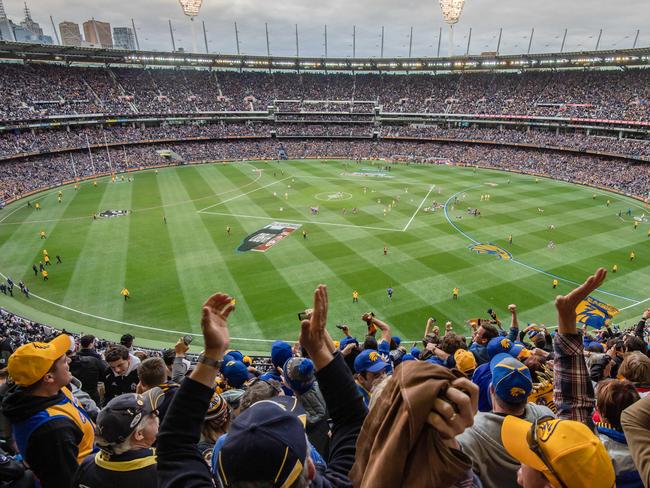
[182,334,193,346]
[298,311,309,321]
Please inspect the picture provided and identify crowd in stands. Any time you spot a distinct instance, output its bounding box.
[1,137,648,203]
[0,63,648,120]
[0,269,649,487]
[2,124,648,163]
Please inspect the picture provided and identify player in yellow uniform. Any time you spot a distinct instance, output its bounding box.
[121,288,130,301]
[508,234,513,245]
[552,279,558,289]
[648,229,650,238]
[39,231,46,239]
[453,287,459,300]
[34,202,40,210]
[93,181,97,187]
[42,269,48,281]
[44,255,50,266]
[630,251,635,261]
[606,200,611,207]
[383,245,388,256]
[42,249,48,257]
[634,220,639,230]
[57,196,62,204]
[352,290,359,303]
[612,264,618,273]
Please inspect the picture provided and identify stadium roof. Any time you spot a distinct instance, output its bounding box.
[1,40,649,72]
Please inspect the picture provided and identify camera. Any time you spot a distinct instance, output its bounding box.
[182,334,193,346]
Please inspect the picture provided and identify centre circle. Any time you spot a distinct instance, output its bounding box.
[314,191,353,202]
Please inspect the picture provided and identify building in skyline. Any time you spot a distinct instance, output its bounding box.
[59,21,82,46]
[20,3,42,36]
[0,1,52,44]
[113,26,136,50]
[83,19,112,48]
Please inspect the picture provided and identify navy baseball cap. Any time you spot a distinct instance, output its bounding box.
[487,336,513,359]
[490,353,533,404]
[222,359,252,388]
[354,349,388,374]
[95,387,163,448]
[217,396,308,487]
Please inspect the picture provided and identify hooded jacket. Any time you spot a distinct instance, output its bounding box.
[2,384,95,488]
[457,403,554,488]
[103,354,141,405]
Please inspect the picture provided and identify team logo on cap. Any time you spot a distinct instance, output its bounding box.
[368,351,379,362]
[469,244,512,260]
[538,420,560,442]
[501,338,511,349]
[510,387,526,398]
[226,361,236,367]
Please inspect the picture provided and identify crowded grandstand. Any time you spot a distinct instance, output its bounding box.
[0,0,649,484]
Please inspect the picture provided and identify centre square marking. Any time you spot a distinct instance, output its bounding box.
[314,191,353,202]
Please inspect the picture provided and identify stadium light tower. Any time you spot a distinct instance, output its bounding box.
[439,0,466,56]
[178,0,203,52]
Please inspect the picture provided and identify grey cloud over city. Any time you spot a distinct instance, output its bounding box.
[3,0,649,57]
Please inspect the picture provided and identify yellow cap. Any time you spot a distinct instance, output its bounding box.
[8,334,75,387]
[501,416,615,488]
[454,349,477,375]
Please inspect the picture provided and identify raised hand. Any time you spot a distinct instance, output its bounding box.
[200,293,235,359]
[555,268,607,334]
[427,378,478,442]
[300,285,333,369]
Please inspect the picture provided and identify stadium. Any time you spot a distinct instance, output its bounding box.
[0,0,649,486]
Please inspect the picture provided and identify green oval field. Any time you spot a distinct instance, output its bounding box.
[0,160,647,353]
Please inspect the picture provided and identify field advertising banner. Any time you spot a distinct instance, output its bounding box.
[237,222,302,253]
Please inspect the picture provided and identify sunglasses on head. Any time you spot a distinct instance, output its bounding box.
[527,416,569,488]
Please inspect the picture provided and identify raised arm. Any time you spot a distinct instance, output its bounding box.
[157,293,234,488]
[553,268,606,427]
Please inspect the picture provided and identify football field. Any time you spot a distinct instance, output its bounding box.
[0,159,648,353]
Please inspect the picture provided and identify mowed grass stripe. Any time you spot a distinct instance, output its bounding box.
[120,173,188,341]
[61,180,133,321]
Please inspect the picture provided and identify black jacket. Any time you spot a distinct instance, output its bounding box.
[72,448,157,488]
[70,355,107,406]
[103,368,139,406]
[157,352,366,487]
[77,348,103,361]
[2,385,85,488]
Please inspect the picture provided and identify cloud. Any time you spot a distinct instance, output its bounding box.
[7,0,649,56]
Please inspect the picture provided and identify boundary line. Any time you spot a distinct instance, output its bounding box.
[443,186,642,306]
[0,268,289,343]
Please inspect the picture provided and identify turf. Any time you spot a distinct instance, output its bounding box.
[0,159,648,354]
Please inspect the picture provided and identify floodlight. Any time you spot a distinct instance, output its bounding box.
[439,0,466,25]
[178,0,203,17]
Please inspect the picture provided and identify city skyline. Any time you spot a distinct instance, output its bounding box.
[0,0,649,57]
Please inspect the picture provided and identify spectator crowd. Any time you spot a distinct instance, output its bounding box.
[0,269,649,487]
[0,64,648,120]
[1,136,648,204]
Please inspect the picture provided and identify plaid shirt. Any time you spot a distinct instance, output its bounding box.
[553,332,595,427]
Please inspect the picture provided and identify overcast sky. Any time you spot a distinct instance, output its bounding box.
[4,0,649,57]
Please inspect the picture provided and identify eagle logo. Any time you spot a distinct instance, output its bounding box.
[368,351,379,362]
[510,387,526,398]
[469,244,512,260]
[501,338,511,349]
